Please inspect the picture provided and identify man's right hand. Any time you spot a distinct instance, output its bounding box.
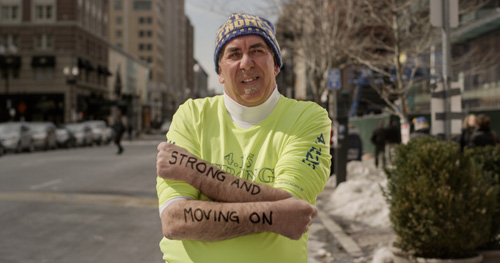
[269,197,318,240]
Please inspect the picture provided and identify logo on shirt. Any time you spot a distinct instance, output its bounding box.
[302,133,326,170]
[212,152,275,184]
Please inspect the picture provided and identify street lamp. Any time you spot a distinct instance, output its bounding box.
[63,66,79,122]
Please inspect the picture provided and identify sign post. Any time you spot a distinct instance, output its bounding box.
[430,0,461,139]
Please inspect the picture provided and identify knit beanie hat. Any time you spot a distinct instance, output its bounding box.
[214,13,282,73]
[413,116,429,131]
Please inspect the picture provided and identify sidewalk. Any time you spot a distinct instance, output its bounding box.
[308,173,396,263]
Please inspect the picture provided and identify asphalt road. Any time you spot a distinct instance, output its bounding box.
[0,136,166,263]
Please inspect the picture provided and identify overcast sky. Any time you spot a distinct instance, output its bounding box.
[185,0,279,94]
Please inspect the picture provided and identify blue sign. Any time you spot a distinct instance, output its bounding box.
[327,70,341,90]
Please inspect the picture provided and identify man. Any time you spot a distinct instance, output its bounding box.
[370,121,386,168]
[156,13,331,263]
[112,112,124,155]
[410,116,431,140]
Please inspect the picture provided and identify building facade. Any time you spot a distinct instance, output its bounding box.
[0,0,112,124]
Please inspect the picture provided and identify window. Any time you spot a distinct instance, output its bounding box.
[116,43,122,49]
[114,0,122,10]
[139,43,144,50]
[46,6,52,19]
[1,34,19,53]
[147,57,153,63]
[35,34,53,50]
[147,30,152,37]
[133,1,152,10]
[146,44,152,51]
[139,30,144,37]
[35,67,54,80]
[0,5,20,22]
[34,4,54,21]
[147,17,152,24]
[116,30,122,38]
[116,16,122,24]
[139,17,144,24]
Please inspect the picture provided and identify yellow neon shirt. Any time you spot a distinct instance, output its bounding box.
[157,95,331,263]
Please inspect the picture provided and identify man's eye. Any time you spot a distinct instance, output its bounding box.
[228,53,240,58]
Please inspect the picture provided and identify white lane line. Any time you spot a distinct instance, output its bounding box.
[30,179,63,190]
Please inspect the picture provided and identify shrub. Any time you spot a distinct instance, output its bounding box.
[466,146,500,249]
[383,137,499,259]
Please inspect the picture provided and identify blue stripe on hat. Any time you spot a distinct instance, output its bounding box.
[214,13,282,74]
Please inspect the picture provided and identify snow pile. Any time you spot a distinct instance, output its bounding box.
[371,247,394,263]
[326,160,391,228]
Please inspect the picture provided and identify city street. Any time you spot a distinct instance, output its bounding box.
[0,135,166,263]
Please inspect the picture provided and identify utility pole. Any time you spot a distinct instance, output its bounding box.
[430,0,460,140]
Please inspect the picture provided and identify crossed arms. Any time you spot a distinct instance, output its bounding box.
[156,142,318,242]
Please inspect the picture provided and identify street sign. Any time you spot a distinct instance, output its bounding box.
[327,70,341,90]
[430,0,459,28]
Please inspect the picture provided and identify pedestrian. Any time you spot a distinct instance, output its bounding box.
[467,114,496,148]
[155,13,331,263]
[370,120,386,168]
[112,113,125,155]
[384,119,400,163]
[459,114,476,152]
[127,123,133,141]
[410,116,431,140]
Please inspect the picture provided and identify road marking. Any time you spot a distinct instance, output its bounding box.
[0,191,158,208]
[318,210,364,257]
[30,179,63,190]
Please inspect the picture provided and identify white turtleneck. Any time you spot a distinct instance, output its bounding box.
[224,86,280,129]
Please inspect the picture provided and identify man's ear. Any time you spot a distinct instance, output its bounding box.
[274,65,280,76]
[218,71,225,84]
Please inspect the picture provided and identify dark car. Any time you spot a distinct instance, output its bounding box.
[0,122,35,153]
[0,139,4,156]
[64,123,93,147]
[56,127,76,148]
[30,122,58,150]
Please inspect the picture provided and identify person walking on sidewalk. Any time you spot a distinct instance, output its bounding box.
[155,13,331,263]
[371,121,386,168]
[468,114,497,148]
[112,113,125,155]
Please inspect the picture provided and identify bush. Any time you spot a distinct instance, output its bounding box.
[383,137,499,259]
[466,146,500,249]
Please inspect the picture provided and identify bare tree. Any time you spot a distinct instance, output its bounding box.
[276,0,355,104]
[344,0,495,123]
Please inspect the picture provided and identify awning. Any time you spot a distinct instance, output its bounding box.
[85,60,95,71]
[97,65,112,76]
[31,56,56,67]
[77,57,95,71]
[0,55,22,68]
[78,57,86,68]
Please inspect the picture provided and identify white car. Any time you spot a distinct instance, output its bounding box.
[0,122,35,153]
[84,120,108,145]
[65,123,93,147]
[160,120,171,135]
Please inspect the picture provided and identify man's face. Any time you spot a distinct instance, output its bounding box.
[218,35,279,107]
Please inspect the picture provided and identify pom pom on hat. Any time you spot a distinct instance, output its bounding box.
[214,13,282,73]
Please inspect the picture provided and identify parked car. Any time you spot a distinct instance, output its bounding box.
[0,139,4,156]
[160,120,171,135]
[64,123,93,147]
[84,120,108,145]
[103,126,115,144]
[56,127,76,148]
[0,122,35,153]
[30,122,58,150]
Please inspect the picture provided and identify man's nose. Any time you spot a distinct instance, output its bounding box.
[240,53,254,71]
